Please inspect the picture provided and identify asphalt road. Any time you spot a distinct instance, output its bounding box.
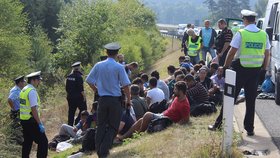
[255,99,280,150]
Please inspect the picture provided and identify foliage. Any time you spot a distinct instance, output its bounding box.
[0,0,30,78]
[29,25,53,73]
[20,0,65,43]
[204,0,254,22]
[255,0,269,17]
[55,0,164,70]
[142,0,208,25]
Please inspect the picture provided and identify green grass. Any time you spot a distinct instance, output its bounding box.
[48,37,243,158]
[0,37,243,157]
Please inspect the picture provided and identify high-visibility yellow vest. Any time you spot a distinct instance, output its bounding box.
[20,86,40,120]
[239,29,266,68]
[188,36,201,56]
[231,26,239,35]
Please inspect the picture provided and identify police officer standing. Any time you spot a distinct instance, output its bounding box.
[66,61,87,126]
[8,76,25,120]
[86,42,131,158]
[208,10,270,136]
[20,71,48,158]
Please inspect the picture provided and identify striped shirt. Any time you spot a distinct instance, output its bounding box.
[186,82,209,103]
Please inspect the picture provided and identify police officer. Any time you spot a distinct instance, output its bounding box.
[8,75,25,120]
[20,71,48,158]
[66,61,87,126]
[208,10,270,136]
[186,29,202,64]
[86,42,131,158]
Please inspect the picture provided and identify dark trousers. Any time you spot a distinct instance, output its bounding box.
[214,61,261,132]
[96,96,122,158]
[21,119,48,158]
[67,97,87,126]
[218,51,228,66]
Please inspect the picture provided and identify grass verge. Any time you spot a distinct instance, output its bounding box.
[49,37,243,158]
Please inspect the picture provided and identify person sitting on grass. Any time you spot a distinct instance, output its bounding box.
[117,81,190,141]
[165,65,176,83]
[132,77,145,97]
[58,110,90,139]
[57,102,98,141]
[141,73,149,89]
[209,66,225,105]
[184,74,209,106]
[131,84,148,120]
[151,70,170,101]
[146,77,165,108]
[195,67,213,91]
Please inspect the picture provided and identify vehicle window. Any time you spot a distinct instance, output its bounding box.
[257,20,263,29]
[274,11,279,34]
[278,13,280,35]
[268,3,278,28]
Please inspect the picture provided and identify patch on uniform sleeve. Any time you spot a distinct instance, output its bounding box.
[245,42,263,49]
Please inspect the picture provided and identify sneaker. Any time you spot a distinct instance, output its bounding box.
[208,125,217,131]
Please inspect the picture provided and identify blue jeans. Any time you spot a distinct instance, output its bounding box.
[201,47,216,61]
[190,54,200,65]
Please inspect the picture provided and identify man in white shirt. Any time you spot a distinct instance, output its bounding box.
[151,70,170,101]
[208,10,270,136]
[146,77,165,107]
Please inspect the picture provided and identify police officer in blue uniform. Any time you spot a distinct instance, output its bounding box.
[66,62,87,126]
[8,75,26,120]
[86,42,131,158]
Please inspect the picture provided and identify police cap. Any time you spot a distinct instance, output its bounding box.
[241,9,258,17]
[26,71,42,80]
[14,75,25,83]
[71,61,81,68]
[104,42,121,51]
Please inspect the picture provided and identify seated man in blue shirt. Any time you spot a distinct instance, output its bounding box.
[8,75,26,120]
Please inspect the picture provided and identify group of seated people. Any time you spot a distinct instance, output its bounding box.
[51,56,225,150]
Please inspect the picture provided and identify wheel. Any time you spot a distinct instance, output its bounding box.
[275,72,280,105]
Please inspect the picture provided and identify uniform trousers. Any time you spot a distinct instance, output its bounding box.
[213,60,261,132]
[21,118,48,158]
[67,96,87,126]
[95,96,122,158]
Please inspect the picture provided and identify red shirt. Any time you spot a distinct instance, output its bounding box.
[163,97,190,123]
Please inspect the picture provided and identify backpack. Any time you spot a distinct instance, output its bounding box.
[81,128,96,152]
[48,135,70,151]
[149,99,167,114]
[147,116,173,133]
[190,101,217,117]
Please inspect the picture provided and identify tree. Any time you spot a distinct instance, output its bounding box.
[29,26,52,73]
[55,0,164,69]
[20,0,65,43]
[0,0,31,77]
[255,0,268,17]
[204,0,218,21]
[238,0,251,10]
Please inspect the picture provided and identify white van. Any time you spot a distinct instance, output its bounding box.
[177,24,188,37]
[264,0,280,105]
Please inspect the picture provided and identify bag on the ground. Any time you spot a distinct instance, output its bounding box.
[48,135,70,151]
[190,101,217,117]
[147,116,173,133]
[81,128,96,152]
[149,100,167,114]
